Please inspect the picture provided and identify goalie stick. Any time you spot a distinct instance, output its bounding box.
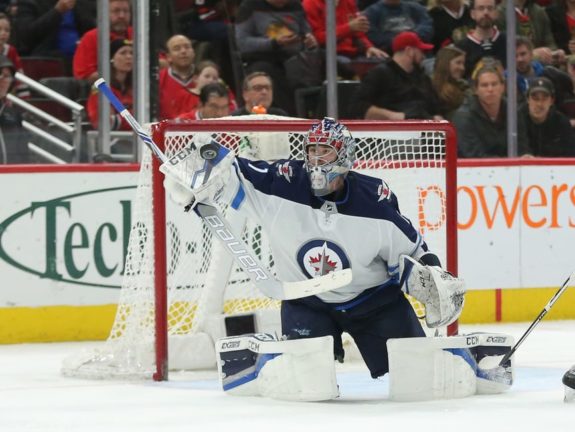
[94,78,352,301]
[498,270,575,366]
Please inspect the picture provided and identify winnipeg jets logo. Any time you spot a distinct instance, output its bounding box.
[277,162,293,182]
[377,180,391,202]
[309,249,338,275]
[297,240,350,278]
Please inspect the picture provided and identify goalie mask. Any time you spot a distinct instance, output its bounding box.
[304,117,356,197]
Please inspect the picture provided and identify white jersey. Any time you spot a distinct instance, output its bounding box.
[222,157,430,303]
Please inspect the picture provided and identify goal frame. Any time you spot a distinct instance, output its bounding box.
[150,119,459,381]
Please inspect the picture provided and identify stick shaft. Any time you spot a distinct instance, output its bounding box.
[499,272,575,365]
[94,78,167,163]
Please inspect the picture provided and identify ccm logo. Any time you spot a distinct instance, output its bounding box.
[466,336,479,346]
[168,147,194,165]
[248,341,260,352]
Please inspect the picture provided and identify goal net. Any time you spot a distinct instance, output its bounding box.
[61,116,458,380]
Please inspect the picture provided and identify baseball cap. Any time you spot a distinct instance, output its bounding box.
[392,31,434,53]
[527,77,554,97]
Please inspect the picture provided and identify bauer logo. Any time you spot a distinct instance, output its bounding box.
[0,186,136,288]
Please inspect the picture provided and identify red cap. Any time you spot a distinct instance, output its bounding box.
[392,31,434,53]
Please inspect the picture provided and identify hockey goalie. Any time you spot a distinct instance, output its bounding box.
[161,117,512,401]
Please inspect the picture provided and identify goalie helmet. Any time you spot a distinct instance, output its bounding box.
[304,117,356,196]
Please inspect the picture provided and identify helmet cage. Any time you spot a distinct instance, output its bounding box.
[304,118,355,196]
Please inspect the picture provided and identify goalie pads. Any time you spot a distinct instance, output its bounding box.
[399,254,465,328]
[160,133,238,209]
[216,334,338,401]
[387,332,514,401]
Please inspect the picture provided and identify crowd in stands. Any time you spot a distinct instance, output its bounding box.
[1,0,575,164]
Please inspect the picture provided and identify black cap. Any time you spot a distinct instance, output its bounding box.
[527,77,554,97]
[110,38,132,58]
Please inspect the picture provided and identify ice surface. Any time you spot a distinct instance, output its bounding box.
[1,322,575,432]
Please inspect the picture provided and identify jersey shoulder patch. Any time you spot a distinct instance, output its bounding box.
[274,160,305,184]
[276,160,294,182]
[350,172,395,204]
[376,179,392,202]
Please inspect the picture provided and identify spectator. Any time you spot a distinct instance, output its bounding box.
[158,34,196,120]
[428,0,474,53]
[362,0,433,54]
[452,62,531,158]
[455,0,507,78]
[353,31,442,120]
[0,55,29,163]
[73,0,131,83]
[232,71,288,116]
[566,54,575,90]
[176,0,237,90]
[497,0,565,66]
[302,0,387,65]
[192,60,237,111]
[545,0,575,57]
[234,0,318,115]
[179,81,230,120]
[0,1,16,16]
[0,13,19,69]
[514,36,574,112]
[15,0,95,62]
[0,13,27,98]
[432,45,470,119]
[178,1,233,43]
[555,55,575,124]
[86,38,133,130]
[519,77,575,156]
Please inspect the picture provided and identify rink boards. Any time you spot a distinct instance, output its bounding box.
[1,159,575,342]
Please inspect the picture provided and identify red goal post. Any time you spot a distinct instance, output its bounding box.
[61,117,458,381]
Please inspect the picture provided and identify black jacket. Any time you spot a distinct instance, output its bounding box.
[519,103,575,157]
[0,101,29,164]
[353,59,440,119]
[452,95,531,158]
[546,3,571,54]
[16,0,96,56]
[455,30,507,79]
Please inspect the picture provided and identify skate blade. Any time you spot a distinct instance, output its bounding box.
[564,385,575,403]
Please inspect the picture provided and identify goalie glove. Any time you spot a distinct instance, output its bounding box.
[163,175,196,207]
[399,254,466,328]
[160,133,236,209]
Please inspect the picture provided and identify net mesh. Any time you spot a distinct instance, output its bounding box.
[61,116,453,379]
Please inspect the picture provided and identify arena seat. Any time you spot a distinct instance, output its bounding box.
[39,77,90,102]
[21,57,68,81]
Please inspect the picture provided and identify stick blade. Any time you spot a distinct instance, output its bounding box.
[281,269,353,300]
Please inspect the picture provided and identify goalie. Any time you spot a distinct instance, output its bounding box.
[162,117,466,400]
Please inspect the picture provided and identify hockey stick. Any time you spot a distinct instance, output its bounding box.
[94,79,352,300]
[498,271,575,366]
